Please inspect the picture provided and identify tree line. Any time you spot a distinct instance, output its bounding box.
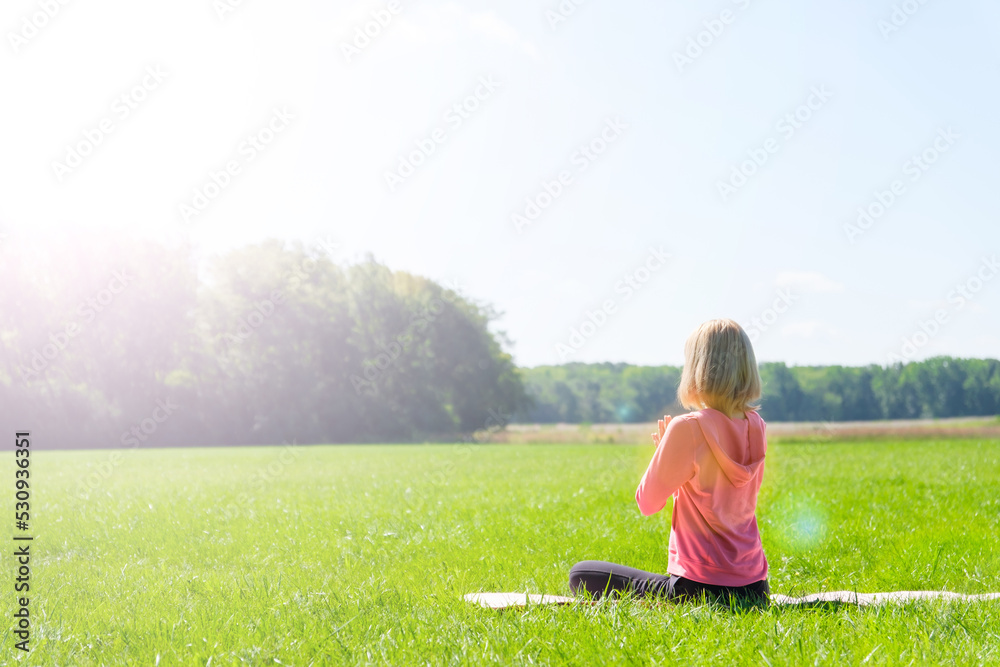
[0,237,528,448]
[516,359,1000,423]
[3,236,997,449]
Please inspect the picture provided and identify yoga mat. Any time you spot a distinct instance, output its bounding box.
[464,592,579,609]
[464,590,1000,610]
[770,591,1000,606]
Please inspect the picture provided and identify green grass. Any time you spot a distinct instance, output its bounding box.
[10,438,1000,665]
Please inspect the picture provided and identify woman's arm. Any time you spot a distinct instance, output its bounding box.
[635,416,699,516]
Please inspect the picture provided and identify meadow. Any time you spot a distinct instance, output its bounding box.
[13,435,1000,665]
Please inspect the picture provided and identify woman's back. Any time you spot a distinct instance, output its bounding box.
[660,409,768,586]
[569,318,771,603]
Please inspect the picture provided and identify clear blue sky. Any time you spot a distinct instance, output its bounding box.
[3,0,998,367]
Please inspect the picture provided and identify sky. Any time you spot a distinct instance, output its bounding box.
[2,0,998,368]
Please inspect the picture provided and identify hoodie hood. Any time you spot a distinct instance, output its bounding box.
[693,409,766,488]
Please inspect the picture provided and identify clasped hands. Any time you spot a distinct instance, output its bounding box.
[650,415,672,446]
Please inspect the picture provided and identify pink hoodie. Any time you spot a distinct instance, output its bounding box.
[635,408,768,587]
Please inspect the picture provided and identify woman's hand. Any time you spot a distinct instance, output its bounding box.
[650,415,672,446]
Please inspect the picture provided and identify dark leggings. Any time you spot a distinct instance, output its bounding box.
[569,560,769,604]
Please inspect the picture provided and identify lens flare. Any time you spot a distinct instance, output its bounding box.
[775,496,827,550]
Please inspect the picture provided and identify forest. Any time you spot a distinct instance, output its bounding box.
[518,358,1000,424]
[3,237,997,448]
[1,237,528,447]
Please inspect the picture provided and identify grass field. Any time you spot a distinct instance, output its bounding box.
[13,437,1000,665]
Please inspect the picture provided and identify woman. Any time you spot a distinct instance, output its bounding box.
[569,319,770,604]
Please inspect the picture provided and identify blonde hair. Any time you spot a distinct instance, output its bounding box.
[677,319,761,416]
